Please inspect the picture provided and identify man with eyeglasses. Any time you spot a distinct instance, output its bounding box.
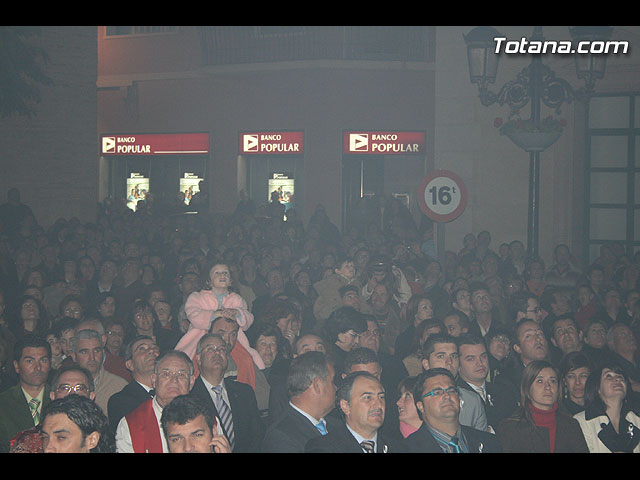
[107,335,159,433]
[9,364,98,452]
[421,333,489,432]
[510,292,545,326]
[51,364,96,400]
[115,350,195,453]
[190,333,262,452]
[405,368,501,453]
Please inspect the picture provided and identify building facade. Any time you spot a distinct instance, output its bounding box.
[1,26,638,270]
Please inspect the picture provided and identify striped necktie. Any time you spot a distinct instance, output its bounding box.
[29,398,41,426]
[478,386,487,402]
[360,440,375,453]
[212,385,235,449]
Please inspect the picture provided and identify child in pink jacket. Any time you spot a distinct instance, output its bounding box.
[175,263,265,385]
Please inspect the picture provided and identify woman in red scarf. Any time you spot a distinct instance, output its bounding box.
[496,360,588,453]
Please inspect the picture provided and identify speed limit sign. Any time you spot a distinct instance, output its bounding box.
[417,170,468,223]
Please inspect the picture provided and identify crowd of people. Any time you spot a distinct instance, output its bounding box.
[0,185,639,454]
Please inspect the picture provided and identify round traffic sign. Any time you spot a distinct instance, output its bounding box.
[417,170,468,223]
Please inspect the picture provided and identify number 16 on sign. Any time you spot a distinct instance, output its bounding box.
[418,170,468,223]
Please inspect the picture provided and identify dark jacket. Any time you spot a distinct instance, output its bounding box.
[496,407,589,453]
[190,375,263,453]
[262,404,343,453]
[305,420,408,453]
[107,380,153,434]
[0,384,51,453]
[405,422,502,453]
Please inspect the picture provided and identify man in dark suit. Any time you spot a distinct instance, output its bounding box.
[493,319,550,419]
[107,335,158,432]
[262,351,339,453]
[190,332,262,453]
[405,368,501,453]
[305,371,407,453]
[0,334,52,452]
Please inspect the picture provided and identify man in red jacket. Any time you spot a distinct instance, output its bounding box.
[115,350,195,452]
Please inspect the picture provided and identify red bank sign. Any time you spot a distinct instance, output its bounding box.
[101,133,210,155]
[343,131,426,155]
[240,131,304,155]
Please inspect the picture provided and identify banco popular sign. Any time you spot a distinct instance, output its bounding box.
[343,131,426,155]
[240,132,304,155]
[101,133,210,155]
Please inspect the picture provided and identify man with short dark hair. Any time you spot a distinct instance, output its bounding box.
[10,363,97,453]
[160,394,231,453]
[313,257,360,323]
[468,282,502,338]
[305,371,407,453]
[456,334,512,431]
[107,335,159,432]
[509,292,544,326]
[545,244,582,289]
[261,351,340,452]
[493,318,549,418]
[0,334,51,452]
[405,368,501,453]
[549,314,583,364]
[421,333,488,432]
[41,394,114,453]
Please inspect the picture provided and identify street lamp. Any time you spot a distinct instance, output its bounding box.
[464,26,612,257]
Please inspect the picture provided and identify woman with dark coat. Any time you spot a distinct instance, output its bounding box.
[496,360,589,453]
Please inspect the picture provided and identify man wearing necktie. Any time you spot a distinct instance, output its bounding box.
[305,371,408,452]
[191,333,262,452]
[405,368,502,453]
[261,351,339,453]
[457,334,514,431]
[0,335,52,452]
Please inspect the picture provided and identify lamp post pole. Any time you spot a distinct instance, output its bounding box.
[528,27,543,258]
[464,25,612,261]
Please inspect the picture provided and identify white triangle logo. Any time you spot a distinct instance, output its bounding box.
[350,134,368,152]
[102,136,116,154]
[243,134,259,152]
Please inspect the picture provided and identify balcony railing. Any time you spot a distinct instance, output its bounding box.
[197,26,434,66]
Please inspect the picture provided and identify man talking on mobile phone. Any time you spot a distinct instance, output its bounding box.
[161,394,231,453]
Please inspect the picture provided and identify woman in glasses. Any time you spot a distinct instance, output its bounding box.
[495,360,588,453]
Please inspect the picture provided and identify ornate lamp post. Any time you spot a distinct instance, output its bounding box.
[464,26,612,257]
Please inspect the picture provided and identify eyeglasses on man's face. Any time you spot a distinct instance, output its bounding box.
[421,386,460,400]
[157,370,190,382]
[56,384,90,394]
